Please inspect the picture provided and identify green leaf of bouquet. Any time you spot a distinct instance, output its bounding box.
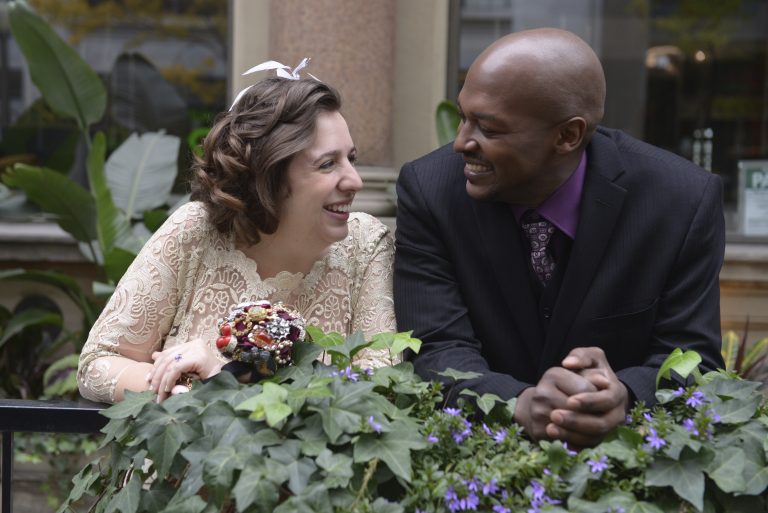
[353,424,427,482]
[645,447,708,511]
[4,164,97,242]
[437,368,483,381]
[101,390,154,419]
[105,473,141,513]
[706,446,746,492]
[656,348,702,388]
[316,449,354,489]
[8,0,106,132]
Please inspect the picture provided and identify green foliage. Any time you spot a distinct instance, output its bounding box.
[435,100,461,146]
[58,336,767,513]
[8,0,106,133]
[721,327,768,381]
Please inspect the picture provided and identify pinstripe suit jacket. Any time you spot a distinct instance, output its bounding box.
[393,127,725,405]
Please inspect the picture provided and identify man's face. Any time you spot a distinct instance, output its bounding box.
[453,70,567,207]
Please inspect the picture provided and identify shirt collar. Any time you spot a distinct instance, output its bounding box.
[510,151,586,239]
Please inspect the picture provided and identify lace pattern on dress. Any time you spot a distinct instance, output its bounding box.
[77,202,396,403]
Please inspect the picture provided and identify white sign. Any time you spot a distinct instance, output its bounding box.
[739,160,768,236]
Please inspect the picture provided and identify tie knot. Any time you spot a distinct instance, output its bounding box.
[521,213,555,250]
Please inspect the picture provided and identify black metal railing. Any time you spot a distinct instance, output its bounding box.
[0,398,107,513]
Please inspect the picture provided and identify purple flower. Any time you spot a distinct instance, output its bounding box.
[332,366,359,382]
[645,427,666,450]
[482,479,498,496]
[643,412,653,422]
[482,423,493,435]
[527,479,560,513]
[587,455,609,473]
[427,433,439,443]
[671,386,686,397]
[493,428,508,444]
[493,506,511,513]
[463,478,479,492]
[367,415,382,433]
[562,441,577,456]
[686,390,706,408]
[444,407,462,416]
[363,367,374,376]
[707,409,721,423]
[683,418,699,436]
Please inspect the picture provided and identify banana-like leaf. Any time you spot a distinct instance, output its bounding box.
[105,131,180,219]
[721,330,740,372]
[0,268,98,326]
[8,1,106,132]
[87,133,142,283]
[436,100,461,146]
[742,337,768,377]
[3,163,97,242]
[0,308,62,349]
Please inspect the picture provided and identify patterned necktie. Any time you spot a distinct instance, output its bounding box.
[521,211,556,285]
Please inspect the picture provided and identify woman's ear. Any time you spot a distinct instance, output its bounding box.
[554,117,587,154]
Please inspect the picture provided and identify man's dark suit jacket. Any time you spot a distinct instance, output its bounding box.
[393,127,725,405]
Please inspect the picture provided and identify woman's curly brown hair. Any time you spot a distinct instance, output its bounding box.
[190,77,342,245]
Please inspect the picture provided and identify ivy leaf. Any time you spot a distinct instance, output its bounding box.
[146,419,188,478]
[232,464,280,512]
[66,463,100,504]
[105,473,141,513]
[316,449,354,488]
[741,448,768,495]
[295,413,330,456]
[656,348,702,388]
[285,457,318,494]
[101,390,154,419]
[325,330,371,362]
[370,331,422,355]
[706,446,746,492]
[157,495,207,513]
[710,394,763,424]
[203,445,244,490]
[370,497,405,513]
[437,368,483,381]
[310,381,375,443]
[353,421,427,481]
[458,389,503,415]
[236,382,292,427]
[645,447,709,511]
[306,326,345,348]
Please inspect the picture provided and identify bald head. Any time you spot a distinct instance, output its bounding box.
[467,28,606,140]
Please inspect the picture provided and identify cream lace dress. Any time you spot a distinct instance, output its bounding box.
[77,202,396,403]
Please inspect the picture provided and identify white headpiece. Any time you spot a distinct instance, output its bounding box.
[229,57,319,111]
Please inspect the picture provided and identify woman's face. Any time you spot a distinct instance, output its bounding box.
[278,110,363,250]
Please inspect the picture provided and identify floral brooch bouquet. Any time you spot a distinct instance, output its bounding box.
[215,300,306,381]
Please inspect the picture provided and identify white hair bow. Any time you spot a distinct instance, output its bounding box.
[229,57,319,111]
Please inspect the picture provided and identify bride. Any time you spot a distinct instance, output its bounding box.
[78,75,396,404]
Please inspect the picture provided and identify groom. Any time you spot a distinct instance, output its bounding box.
[393,28,725,447]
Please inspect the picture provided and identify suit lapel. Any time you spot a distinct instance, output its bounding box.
[471,200,543,360]
[538,134,628,372]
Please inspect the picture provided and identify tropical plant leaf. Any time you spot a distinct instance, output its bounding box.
[435,100,461,146]
[42,352,80,398]
[8,1,106,132]
[3,164,97,242]
[105,131,180,219]
[0,307,62,348]
[87,132,143,281]
[741,337,768,378]
[721,330,740,372]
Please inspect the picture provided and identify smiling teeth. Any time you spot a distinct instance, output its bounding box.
[466,162,491,172]
[326,203,351,213]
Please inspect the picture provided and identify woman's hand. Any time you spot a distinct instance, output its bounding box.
[148,339,223,402]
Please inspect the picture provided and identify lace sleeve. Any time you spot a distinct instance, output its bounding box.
[77,203,204,403]
[349,215,398,368]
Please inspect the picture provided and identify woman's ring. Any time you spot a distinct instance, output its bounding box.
[174,353,182,362]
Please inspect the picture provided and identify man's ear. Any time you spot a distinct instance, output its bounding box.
[554,117,587,153]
